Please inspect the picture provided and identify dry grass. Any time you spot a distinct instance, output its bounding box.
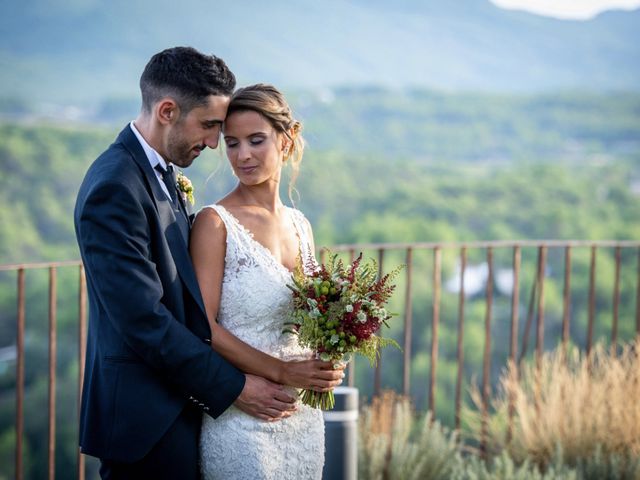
[359,390,460,480]
[358,390,398,479]
[466,340,640,469]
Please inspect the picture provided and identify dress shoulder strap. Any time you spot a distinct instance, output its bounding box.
[288,207,315,264]
[199,204,252,254]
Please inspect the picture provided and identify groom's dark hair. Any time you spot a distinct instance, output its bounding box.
[139,46,236,115]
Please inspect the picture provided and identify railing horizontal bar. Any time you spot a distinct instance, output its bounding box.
[330,240,640,252]
[0,260,82,271]
[2,242,640,271]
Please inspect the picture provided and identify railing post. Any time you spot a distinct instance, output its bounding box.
[402,248,413,396]
[428,247,441,415]
[562,246,572,357]
[587,245,597,356]
[48,267,57,480]
[519,270,538,364]
[454,247,467,431]
[481,246,494,456]
[78,265,87,480]
[535,245,547,367]
[16,268,25,480]
[510,246,521,366]
[636,247,640,337]
[373,249,384,396]
[611,246,621,356]
[507,245,521,443]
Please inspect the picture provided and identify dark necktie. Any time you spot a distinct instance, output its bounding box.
[155,164,190,243]
[155,164,179,205]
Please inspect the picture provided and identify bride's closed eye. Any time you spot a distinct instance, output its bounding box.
[224,136,265,149]
[224,138,238,148]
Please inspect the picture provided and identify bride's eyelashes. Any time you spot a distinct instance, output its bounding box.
[224,138,238,148]
[223,136,265,149]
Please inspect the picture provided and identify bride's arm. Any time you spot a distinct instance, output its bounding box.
[189,208,343,391]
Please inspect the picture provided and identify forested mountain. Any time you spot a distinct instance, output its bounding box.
[1,0,639,108]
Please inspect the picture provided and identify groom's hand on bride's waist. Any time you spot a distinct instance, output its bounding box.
[234,374,297,422]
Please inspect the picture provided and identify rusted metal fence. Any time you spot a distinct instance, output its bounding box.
[1,240,639,478]
[324,240,640,429]
[1,261,86,480]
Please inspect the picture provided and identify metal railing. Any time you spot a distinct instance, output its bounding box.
[323,240,640,429]
[1,240,639,478]
[1,261,86,480]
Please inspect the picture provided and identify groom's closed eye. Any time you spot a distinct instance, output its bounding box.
[203,120,223,129]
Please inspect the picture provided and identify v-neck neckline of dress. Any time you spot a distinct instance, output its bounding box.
[215,204,302,275]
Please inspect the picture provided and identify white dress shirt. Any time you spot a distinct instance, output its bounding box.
[129,121,173,201]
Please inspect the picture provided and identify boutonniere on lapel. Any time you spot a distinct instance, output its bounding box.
[176,171,195,206]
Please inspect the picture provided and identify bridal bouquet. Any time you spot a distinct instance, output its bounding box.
[286,250,402,410]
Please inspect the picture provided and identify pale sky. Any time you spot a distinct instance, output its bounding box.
[490,0,640,19]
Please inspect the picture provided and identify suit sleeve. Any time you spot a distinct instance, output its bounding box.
[76,180,245,417]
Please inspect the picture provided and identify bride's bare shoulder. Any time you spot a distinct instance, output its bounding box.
[191,206,227,244]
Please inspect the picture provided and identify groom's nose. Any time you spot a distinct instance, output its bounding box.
[204,134,219,150]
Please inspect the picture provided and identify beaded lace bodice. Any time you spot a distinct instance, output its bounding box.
[199,204,324,480]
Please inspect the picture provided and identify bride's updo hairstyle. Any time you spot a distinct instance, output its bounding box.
[226,83,305,200]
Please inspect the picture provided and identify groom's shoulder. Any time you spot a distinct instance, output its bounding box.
[84,131,142,185]
[81,148,137,190]
[77,150,146,216]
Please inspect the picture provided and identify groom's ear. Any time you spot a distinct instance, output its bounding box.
[156,99,179,125]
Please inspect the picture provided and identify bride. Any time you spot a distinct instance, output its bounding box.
[190,84,338,479]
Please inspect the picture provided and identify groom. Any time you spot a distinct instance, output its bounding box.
[74,47,297,479]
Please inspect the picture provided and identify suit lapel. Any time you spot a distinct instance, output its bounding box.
[118,125,208,320]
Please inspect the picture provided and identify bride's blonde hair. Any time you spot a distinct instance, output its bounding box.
[226,84,305,202]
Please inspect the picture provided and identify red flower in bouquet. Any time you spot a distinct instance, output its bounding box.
[286,250,402,409]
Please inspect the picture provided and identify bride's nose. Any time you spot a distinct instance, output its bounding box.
[237,141,252,162]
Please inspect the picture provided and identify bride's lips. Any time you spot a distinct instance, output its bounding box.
[238,166,258,174]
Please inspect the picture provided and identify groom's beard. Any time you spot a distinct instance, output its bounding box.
[167,133,206,168]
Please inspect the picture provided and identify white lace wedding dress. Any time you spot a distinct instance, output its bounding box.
[199,204,324,480]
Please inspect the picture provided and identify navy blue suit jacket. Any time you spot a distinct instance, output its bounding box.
[74,125,245,462]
